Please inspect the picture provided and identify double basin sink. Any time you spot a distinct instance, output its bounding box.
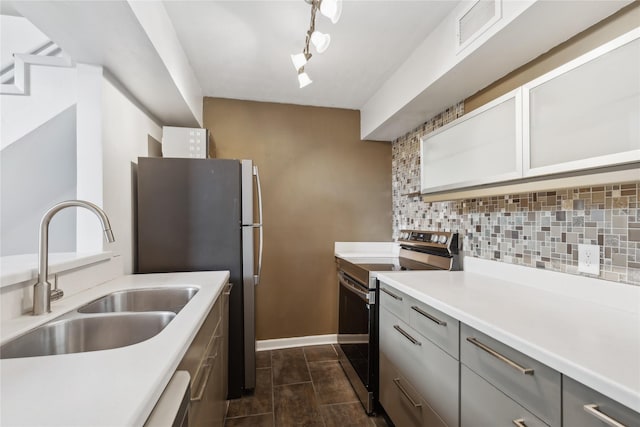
[0,287,198,360]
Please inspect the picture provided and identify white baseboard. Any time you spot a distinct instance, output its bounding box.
[256,334,338,351]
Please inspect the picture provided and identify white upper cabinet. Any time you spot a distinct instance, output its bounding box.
[523,29,640,177]
[419,28,639,195]
[420,88,523,194]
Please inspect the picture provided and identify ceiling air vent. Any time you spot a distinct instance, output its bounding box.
[457,0,502,52]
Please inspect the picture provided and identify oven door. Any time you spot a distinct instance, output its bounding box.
[337,272,376,413]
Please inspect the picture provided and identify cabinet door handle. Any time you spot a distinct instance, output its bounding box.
[393,378,422,408]
[191,364,212,402]
[466,337,534,375]
[411,305,447,326]
[512,419,527,427]
[394,325,421,346]
[381,287,402,300]
[224,283,233,296]
[584,404,628,427]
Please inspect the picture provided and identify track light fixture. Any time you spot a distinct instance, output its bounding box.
[290,0,342,88]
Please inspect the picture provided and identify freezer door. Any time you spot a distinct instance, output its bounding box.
[241,160,254,226]
[137,157,242,274]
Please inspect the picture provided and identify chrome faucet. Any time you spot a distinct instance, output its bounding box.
[33,200,115,315]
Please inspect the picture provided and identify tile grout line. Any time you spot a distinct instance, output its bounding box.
[303,346,327,427]
[225,411,273,420]
[318,399,362,408]
[270,350,276,427]
[272,380,314,388]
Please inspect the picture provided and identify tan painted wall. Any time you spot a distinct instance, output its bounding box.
[203,98,392,340]
[465,2,640,112]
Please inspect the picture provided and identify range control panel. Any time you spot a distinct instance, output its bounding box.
[397,230,459,254]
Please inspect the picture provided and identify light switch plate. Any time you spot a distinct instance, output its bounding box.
[578,244,600,275]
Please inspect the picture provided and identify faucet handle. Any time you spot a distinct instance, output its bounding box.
[50,288,64,302]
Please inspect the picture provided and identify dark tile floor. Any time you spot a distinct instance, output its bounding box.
[224,345,389,427]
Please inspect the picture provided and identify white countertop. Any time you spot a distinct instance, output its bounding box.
[0,270,229,427]
[334,241,399,259]
[377,265,640,413]
[1,251,113,288]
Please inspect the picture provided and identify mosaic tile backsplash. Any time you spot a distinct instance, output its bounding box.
[392,102,640,285]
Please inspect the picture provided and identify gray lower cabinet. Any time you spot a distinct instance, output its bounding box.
[563,375,640,427]
[379,288,459,427]
[407,294,459,359]
[176,284,229,427]
[460,324,561,427]
[379,351,447,427]
[378,282,637,427]
[461,365,548,427]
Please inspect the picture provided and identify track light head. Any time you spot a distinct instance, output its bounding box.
[310,31,330,53]
[320,0,342,24]
[291,53,309,71]
[298,70,312,88]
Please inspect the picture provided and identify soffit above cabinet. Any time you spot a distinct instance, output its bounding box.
[7,0,203,128]
[360,0,634,141]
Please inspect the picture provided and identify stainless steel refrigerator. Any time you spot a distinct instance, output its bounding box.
[136,157,263,398]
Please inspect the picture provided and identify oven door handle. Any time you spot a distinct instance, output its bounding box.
[338,273,370,303]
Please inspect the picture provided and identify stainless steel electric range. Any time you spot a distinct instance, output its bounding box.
[335,230,461,414]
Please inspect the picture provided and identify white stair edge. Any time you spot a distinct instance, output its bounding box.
[0,84,24,95]
[1,53,73,96]
[14,53,72,68]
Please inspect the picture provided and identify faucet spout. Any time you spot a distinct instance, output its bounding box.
[33,200,115,315]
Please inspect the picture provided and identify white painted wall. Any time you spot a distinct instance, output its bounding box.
[101,73,162,274]
[0,15,48,70]
[0,106,77,256]
[0,65,77,150]
[74,64,162,273]
[75,64,105,253]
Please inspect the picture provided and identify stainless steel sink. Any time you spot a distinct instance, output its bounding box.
[77,287,198,314]
[0,312,175,359]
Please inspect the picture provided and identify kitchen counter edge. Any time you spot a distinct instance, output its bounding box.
[0,270,229,426]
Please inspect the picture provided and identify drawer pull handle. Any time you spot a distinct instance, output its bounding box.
[393,378,422,408]
[381,287,402,301]
[411,305,447,326]
[584,404,628,427]
[394,325,421,346]
[466,337,534,375]
[191,363,212,402]
[512,419,527,427]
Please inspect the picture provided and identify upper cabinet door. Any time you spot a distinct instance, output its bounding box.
[523,29,640,177]
[420,88,523,194]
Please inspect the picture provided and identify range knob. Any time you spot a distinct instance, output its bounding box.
[430,234,438,242]
[438,235,448,244]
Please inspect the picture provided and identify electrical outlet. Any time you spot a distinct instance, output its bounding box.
[578,244,600,275]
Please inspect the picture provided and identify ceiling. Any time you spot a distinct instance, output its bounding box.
[163,1,459,110]
[5,0,633,140]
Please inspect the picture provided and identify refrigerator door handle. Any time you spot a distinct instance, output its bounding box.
[253,165,264,286]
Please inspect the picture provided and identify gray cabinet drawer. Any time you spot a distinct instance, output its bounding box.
[460,324,561,426]
[407,295,459,359]
[380,306,459,426]
[379,350,447,427]
[563,375,640,427]
[379,282,408,322]
[461,365,549,427]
